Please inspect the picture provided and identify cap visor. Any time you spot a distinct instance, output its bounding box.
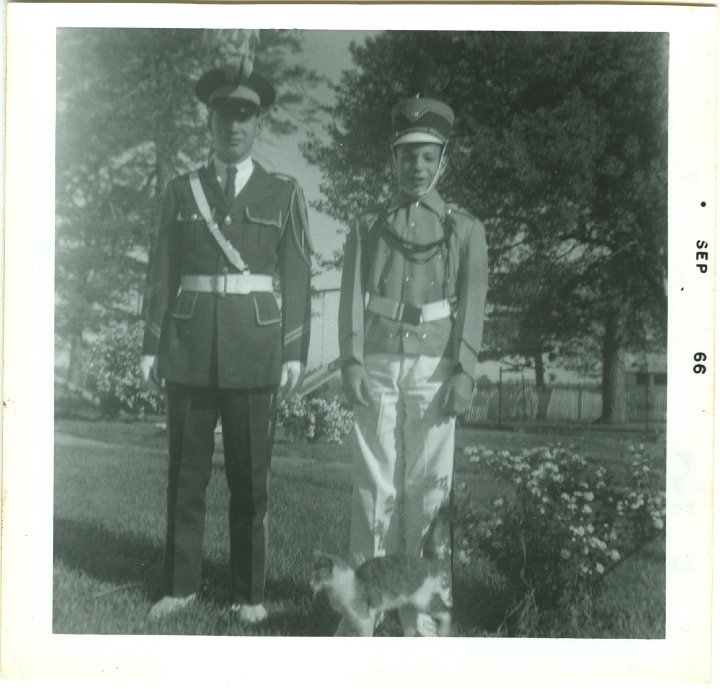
[393,131,445,146]
[209,84,261,107]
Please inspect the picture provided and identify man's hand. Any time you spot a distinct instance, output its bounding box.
[440,371,474,417]
[141,354,163,395]
[342,362,371,407]
[280,361,305,399]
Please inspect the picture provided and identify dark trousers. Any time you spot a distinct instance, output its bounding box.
[163,383,276,605]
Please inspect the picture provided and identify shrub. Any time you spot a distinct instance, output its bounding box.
[277,395,353,444]
[85,321,164,417]
[456,443,665,635]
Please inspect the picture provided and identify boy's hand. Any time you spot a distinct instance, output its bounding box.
[342,362,372,407]
[441,371,474,416]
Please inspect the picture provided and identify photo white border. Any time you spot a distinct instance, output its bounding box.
[2,3,716,685]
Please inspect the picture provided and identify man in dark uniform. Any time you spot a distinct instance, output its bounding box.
[338,93,488,635]
[141,66,312,622]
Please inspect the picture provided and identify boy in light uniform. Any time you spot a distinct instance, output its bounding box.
[338,93,488,636]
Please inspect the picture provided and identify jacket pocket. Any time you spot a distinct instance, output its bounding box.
[171,292,198,320]
[253,293,281,326]
[245,206,283,229]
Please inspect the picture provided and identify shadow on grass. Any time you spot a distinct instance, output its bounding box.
[54,517,165,599]
[453,572,511,636]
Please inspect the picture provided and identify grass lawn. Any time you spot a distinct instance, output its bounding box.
[53,418,665,637]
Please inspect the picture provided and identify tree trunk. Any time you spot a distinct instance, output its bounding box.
[67,331,84,387]
[534,350,549,420]
[599,307,628,424]
[533,350,545,389]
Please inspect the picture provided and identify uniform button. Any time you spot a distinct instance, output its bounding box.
[430,280,435,286]
[224,216,232,226]
[415,202,420,208]
[404,331,410,339]
[422,333,427,340]
[388,333,393,339]
[404,276,410,283]
[410,222,416,228]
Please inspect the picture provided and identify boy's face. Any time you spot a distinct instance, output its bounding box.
[393,142,443,198]
[210,104,259,164]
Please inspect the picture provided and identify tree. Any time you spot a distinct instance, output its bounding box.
[304,31,667,423]
[55,28,322,384]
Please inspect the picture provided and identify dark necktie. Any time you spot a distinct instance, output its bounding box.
[224,165,237,206]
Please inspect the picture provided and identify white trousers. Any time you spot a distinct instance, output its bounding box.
[348,354,455,634]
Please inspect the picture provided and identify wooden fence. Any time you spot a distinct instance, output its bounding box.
[462,380,667,425]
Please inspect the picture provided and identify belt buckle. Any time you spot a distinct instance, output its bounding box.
[213,274,227,296]
[400,303,422,326]
[238,271,252,294]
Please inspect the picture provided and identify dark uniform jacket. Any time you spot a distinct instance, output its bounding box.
[142,162,312,389]
[339,189,488,378]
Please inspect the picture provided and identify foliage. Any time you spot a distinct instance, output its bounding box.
[456,443,665,635]
[277,395,353,444]
[303,31,668,419]
[84,321,164,417]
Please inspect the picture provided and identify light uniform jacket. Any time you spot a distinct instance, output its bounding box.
[339,189,488,378]
[142,162,312,389]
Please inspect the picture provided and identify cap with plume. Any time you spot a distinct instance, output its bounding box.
[392,54,454,147]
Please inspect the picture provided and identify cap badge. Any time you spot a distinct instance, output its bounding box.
[407,106,429,121]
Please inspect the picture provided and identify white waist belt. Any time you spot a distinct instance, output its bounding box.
[366,294,453,325]
[181,274,274,295]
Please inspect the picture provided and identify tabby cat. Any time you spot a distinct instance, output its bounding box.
[310,551,451,637]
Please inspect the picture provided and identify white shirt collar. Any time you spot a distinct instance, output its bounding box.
[213,156,254,198]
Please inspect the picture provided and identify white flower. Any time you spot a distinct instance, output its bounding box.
[582,505,592,514]
[596,562,605,574]
[608,549,621,562]
[560,549,571,559]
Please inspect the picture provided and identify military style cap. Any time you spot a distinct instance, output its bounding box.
[195,66,275,112]
[391,97,455,146]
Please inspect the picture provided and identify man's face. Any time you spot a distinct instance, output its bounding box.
[393,142,443,197]
[210,105,259,164]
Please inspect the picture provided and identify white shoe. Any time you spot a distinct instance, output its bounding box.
[147,593,197,620]
[230,602,268,624]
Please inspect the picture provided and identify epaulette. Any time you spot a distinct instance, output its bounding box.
[270,171,301,189]
[445,202,476,221]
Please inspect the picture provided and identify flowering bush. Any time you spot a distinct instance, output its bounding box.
[85,321,164,417]
[456,443,665,634]
[277,395,353,444]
